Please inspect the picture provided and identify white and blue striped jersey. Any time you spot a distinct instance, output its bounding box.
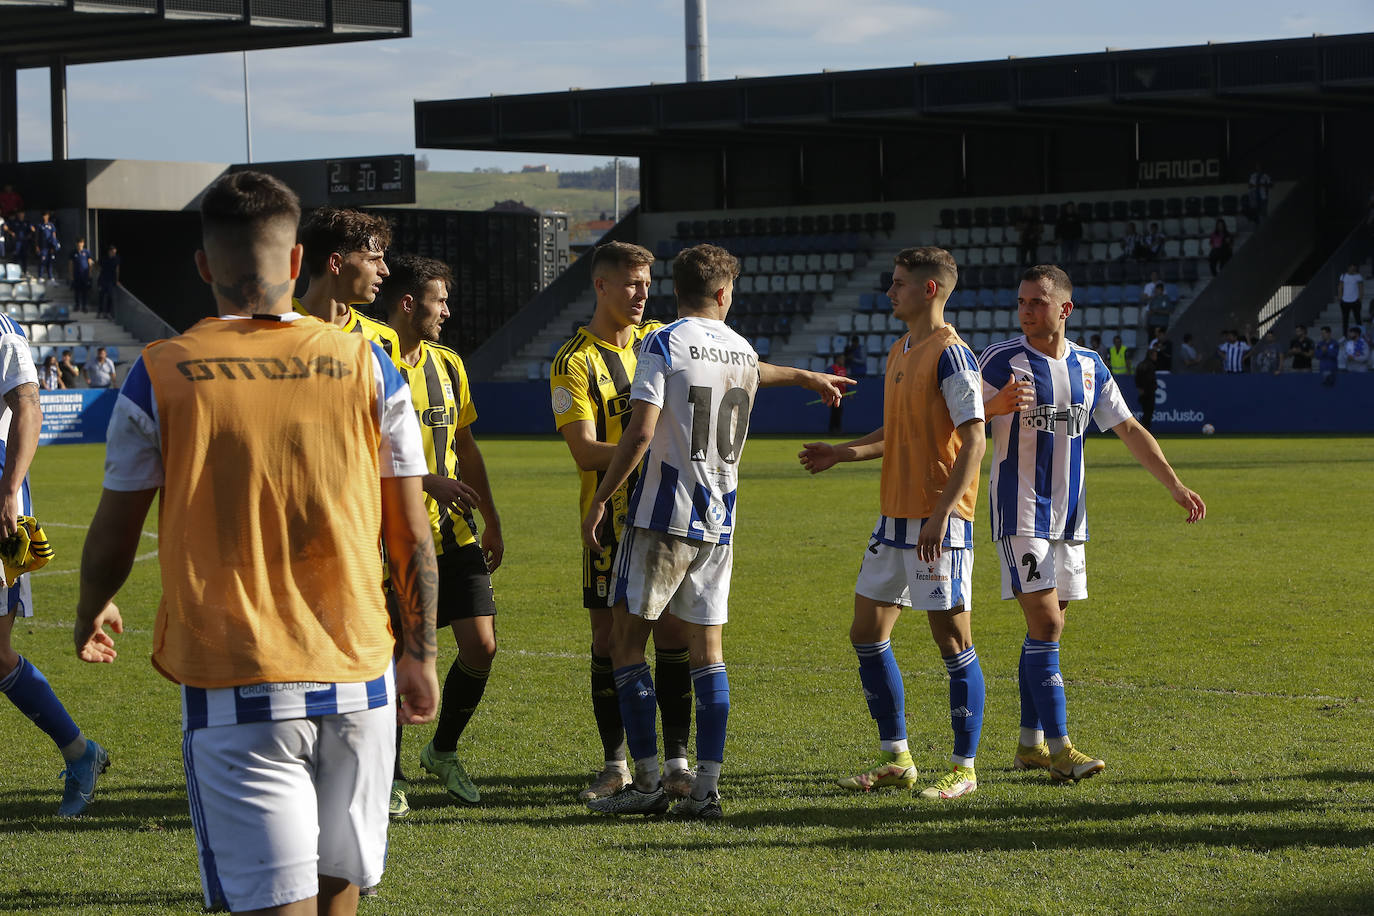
[0,316,36,614]
[978,336,1132,541]
[625,317,760,545]
[180,666,395,731]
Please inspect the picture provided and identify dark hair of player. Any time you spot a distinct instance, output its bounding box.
[299,207,393,278]
[1022,263,1074,302]
[672,243,739,305]
[589,240,654,277]
[200,170,301,242]
[381,253,453,312]
[893,246,958,293]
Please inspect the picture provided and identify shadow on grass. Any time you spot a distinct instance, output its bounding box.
[0,783,189,832]
[0,889,200,912]
[1241,878,1374,916]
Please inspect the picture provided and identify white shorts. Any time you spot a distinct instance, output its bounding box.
[3,577,34,619]
[615,526,732,626]
[182,704,395,912]
[855,538,972,612]
[997,536,1087,601]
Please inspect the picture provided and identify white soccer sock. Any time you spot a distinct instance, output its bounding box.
[693,760,722,799]
[951,754,975,769]
[1047,735,1070,755]
[880,739,909,754]
[1020,728,1045,747]
[665,756,689,775]
[634,756,660,791]
[606,759,630,773]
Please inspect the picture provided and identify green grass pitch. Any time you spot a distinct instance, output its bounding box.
[1,434,1371,914]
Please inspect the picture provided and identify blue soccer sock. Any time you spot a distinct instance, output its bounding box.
[691,663,730,771]
[1018,643,1043,745]
[944,646,984,765]
[854,640,906,749]
[1,655,83,756]
[1022,636,1068,741]
[613,662,659,786]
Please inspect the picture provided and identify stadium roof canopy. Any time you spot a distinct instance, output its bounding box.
[0,0,410,160]
[415,32,1374,158]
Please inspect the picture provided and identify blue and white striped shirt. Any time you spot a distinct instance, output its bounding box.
[978,336,1131,541]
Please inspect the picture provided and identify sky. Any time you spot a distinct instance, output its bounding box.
[12,0,1371,172]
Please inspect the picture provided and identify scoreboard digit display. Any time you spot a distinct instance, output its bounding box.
[325,155,416,205]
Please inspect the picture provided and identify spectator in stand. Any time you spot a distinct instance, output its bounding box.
[1315,326,1339,386]
[35,213,59,282]
[1117,222,1142,262]
[39,354,64,390]
[83,347,116,389]
[10,211,33,277]
[1142,271,1172,331]
[1017,212,1042,267]
[96,244,121,318]
[1142,222,1167,262]
[1108,334,1130,375]
[844,334,866,379]
[1250,330,1282,375]
[0,184,22,218]
[0,212,8,259]
[1207,219,1233,276]
[1218,329,1250,373]
[1341,325,1370,373]
[826,357,849,435]
[58,349,80,389]
[1248,164,1273,222]
[1179,333,1202,371]
[1088,333,1104,362]
[1287,324,1314,372]
[1133,347,1158,432]
[1336,264,1362,335]
[69,238,93,312]
[1149,326,1173,371]
[1054,203,1083,264]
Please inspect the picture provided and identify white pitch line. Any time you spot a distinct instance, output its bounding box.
[29,522,159,576]
[45,521,158,540]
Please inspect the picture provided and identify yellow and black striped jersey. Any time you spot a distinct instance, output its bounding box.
[394,341,479,555]
[549,321,662,525]
[292,298,401,361]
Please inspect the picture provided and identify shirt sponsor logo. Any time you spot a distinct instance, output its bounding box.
[238,682,332,697]
[913,570,949,582]
[1021,403,1089,437]
[176,355,352,381]
[551,385,573,414]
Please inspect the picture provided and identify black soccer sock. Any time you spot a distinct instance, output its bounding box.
[393,723,406,781]
[591,649,627,763]
[655,646,693,763]
[431,655,490,753]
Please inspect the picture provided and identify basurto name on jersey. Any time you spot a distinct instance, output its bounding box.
[1021,403,1090,437]
[176,355,354,381]
[688,345,757,367]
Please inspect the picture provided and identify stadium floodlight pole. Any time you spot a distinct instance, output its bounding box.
[242,51,253,163]
[685,0,707,82]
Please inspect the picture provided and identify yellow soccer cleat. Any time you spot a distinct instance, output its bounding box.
[919,765,978,800]
[1012,741,1053,771]
[1050,744,1105,784]
[836,751,917,792]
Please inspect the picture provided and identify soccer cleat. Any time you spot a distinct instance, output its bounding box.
[57,739,110,817]
[1012,741,1053,771]
[919,765,978,800]
[662,766,697,799]
[578,765,633,802]
[836,750,917,792]
[670,792,723,820]
[388,780,411,819]
[585,783,671,816]
[420,742,481,804]
[1050,744,1106,783]
[359,885,379,898]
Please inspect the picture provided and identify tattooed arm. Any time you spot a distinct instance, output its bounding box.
[1,382,40,538]
[380,474,440,724]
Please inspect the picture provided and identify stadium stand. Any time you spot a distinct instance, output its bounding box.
[493,183,1263,380]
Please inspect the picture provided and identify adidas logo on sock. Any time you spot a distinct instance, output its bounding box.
[950,705,973,718]
[1041,673,1064,688]
[862,688,878,701]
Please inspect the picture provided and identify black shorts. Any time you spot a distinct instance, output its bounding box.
[583,512,621,610]
[389,542,495,633]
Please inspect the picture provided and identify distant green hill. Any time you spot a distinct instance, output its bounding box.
[404,170,640,224]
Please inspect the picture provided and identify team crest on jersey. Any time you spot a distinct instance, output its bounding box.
[551,386,573,414]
